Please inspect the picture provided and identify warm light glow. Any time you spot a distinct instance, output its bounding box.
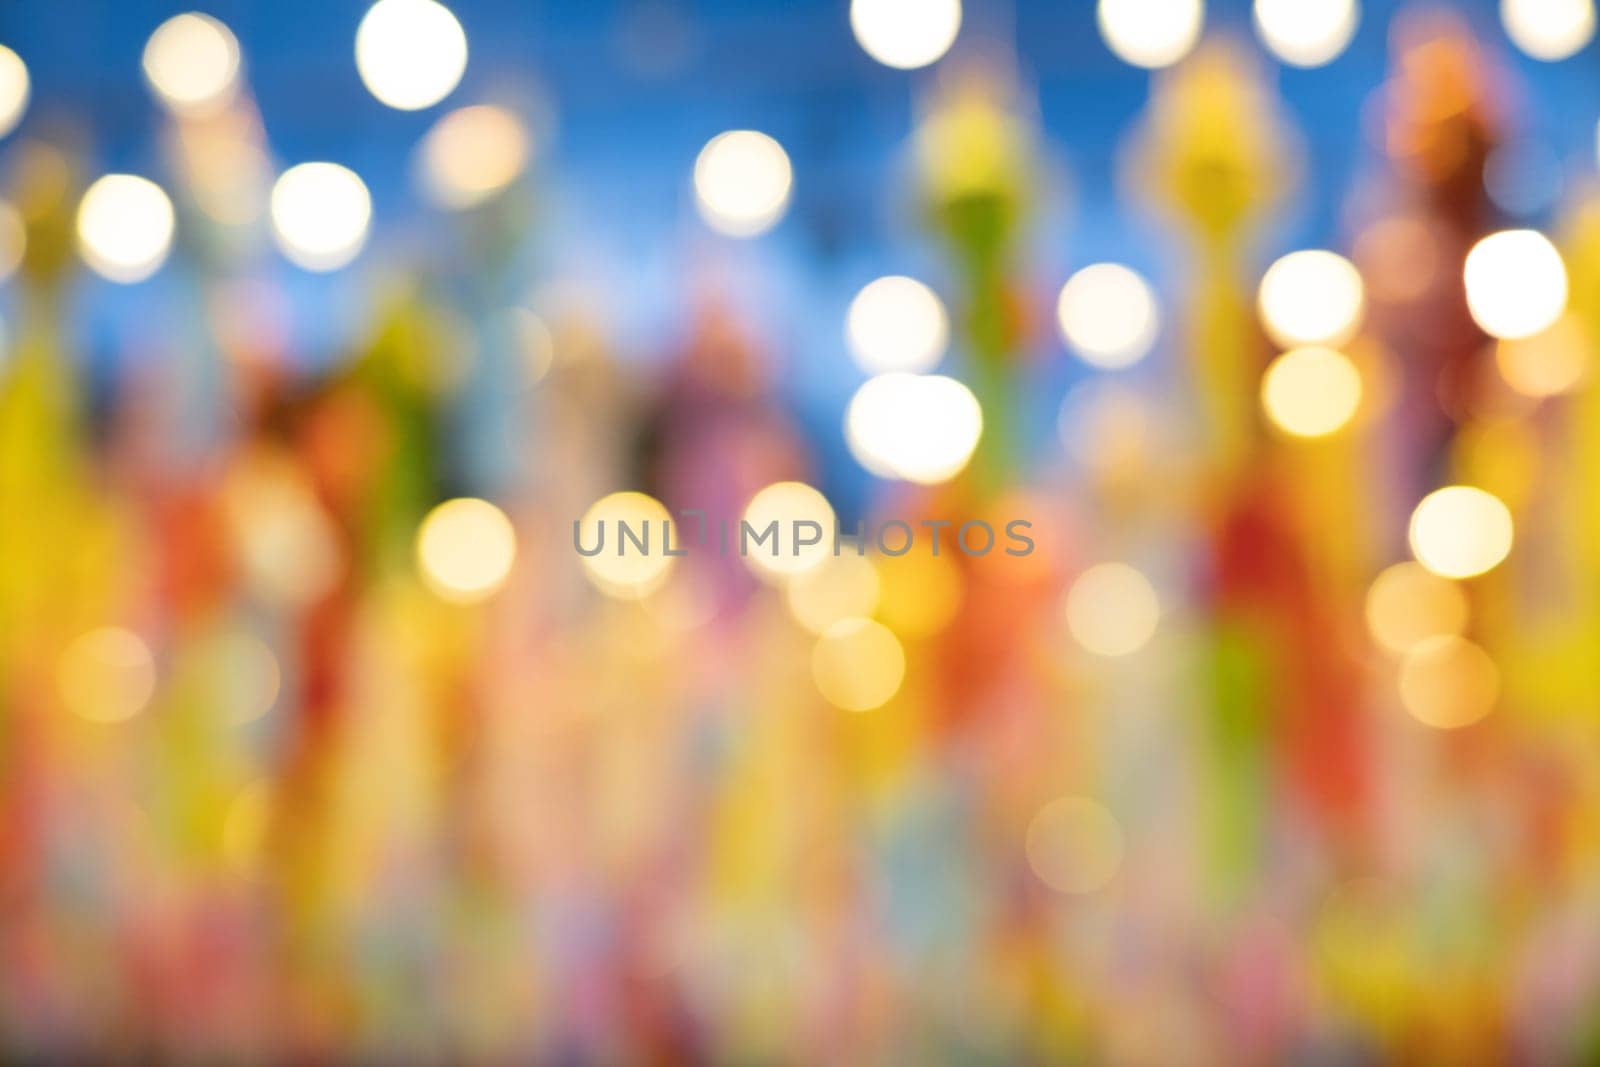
[0,45,28,139]
[1057,263,1160,369]
[143,13,242,116]
[1026,797,1124,894]
[1065,562,1160,657]
[1495,313,1589,397]
[1058,381,1153,474]
[420,105,530,210]
[1399,635,1499,728]
[1254,0,1359,67]
[416,497,517,602]
[875,553,963,638]
[1365,562,1469,656]
[845,372,983,484]
[1408,486,1514,580]
[214,633,282,724]
[58,627,157,723]
[270,162,372,272]
[355,0,468,110]
[1502,0,1595,61]
[785,552,880,635]
[1258,250,1365,349]
[811,617,906,711]
[222,780,273,874]
[1464,229,1568,340]
[76,174,176,283]
[849,0,962,69]
[741,481,837,579]
[846,276,949,374]
[0,198,23,283]
[693,130,792,237]
[1098,0,1204,68]
[578,491,677,599]
[1260,346,1363,438]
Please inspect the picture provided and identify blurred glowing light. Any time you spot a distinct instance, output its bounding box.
[850,0,961,69]
[1026,797,1124,894]
[1464,230,1568,340]
[0,46,28,139]
[1065,562,1160,657]
[1057,263,1160,369]
[355,0,468,110]
[1260,346,1362,438]
[142,13,241,116]
[875,553,962,638]
[58,628,157,723]
[1502,0,1595,61]
[1495,313,1589,396]
[1258,250,1364,349]
[216,633,281,724]
[1059,381,1153,473]
[741,481,836,579]
[416,497,516,602]
[508,308,555,387]
[1399,635,1499,728]
[1365,562,1469,656]
[693,130,792,237]
[0,199,23,282]
[846,276,949,374]
[222,780,274,874]
[785,552,880,635]
[578,491,677,599]
[76,174,175,283]
[420,105,530,210]
[845,372,983,484]
[1098,0,1203,68]
[1408,486,1514,580]
[1254,0,1359,67]
[811,617,905,711]
[270,162,371,271]
[1485,140,1565,218]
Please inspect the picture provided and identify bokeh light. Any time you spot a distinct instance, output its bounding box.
[1254,0,1359,67]
[845,372,983,484]
[58,627,157,723]
[1065,562,1160,657]
[76,174,176,283]
[578,491,677,599]
[1097,0,1204,69]
[1463,229,1568,340]
[1056,263,1160,369]
[784,552,880,635]
[1257,250,1365,349]
[0,198,24,283]
[419,105,530,210]
[811,617,905,711]
[1398,635,1499,728]
[270,162,372,272]
[1495,313,1589,397]
[0,45,27,139]
[875,552,963,638]
[846,276,949,374]
[142,13,242,116]
[508,308,556,387]
[693,130,792,237]
[849,0,961,70]
[1260,346,1363,438]
[741,481,836,579]
[355,0,468,111]
[214,633,282,725]
[415,497,517,603]
[1025,797,1124,894]
[1502,0,1596,61]
[1408,486,1514,580]
[1365,562,1469,656]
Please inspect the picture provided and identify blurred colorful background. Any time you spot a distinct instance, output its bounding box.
[5,0,1600,1060]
